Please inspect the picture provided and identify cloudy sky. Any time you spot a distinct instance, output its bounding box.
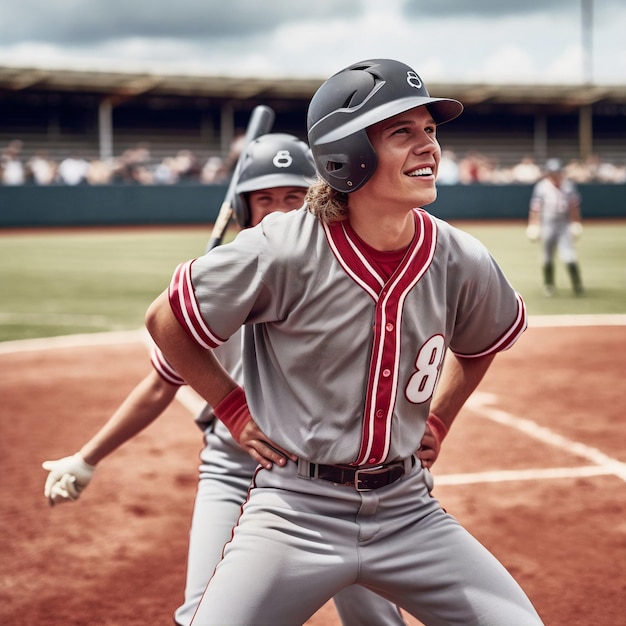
[1,0,624,85]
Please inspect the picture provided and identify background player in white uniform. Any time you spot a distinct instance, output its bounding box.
[42,132,422,626]
[526,158,584,296]
[146,59,544,625]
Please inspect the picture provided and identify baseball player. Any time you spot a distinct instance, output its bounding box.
[146,59,544,625]
[42,132,420,626]
[526,158,584,296]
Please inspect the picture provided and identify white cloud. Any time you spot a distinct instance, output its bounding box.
[471,45,537,84]
[0,0,624,84]
[544,45,585,83]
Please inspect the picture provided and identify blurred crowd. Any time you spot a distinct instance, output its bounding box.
[0,137,244,187]
[436,150,626,185]
[2,139,625,186]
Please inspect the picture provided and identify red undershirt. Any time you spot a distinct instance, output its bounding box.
[344,222,409,282]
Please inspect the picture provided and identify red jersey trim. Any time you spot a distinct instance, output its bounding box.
[322,220,383,300]
[168,260,226,349]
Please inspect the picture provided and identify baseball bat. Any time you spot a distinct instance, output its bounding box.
[205,104,276,251]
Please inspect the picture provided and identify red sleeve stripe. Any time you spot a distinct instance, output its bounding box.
[498,292,528,350]
[168,260,225,349]
[150,346,185,386]
[454,293,528,358]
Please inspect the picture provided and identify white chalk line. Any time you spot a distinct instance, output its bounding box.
[435,465,615,486]
[0,328,149,354]
[457,391,626,484]
[529,314,626,328]
[0,311,114,326]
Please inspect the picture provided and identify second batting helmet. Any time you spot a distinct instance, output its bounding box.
[545,158,564,173]
[307,59,463,193]
[233,133,316,227]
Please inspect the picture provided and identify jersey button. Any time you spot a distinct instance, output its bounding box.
[375,409,384,419]
[386,323,394,332]
[382,368,391,377]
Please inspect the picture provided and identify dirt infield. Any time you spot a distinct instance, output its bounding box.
[1,322,625,625]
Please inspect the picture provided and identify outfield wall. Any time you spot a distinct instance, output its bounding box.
[0,183,624,227]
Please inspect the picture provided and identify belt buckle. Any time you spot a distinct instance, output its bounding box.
[354,464,386,492]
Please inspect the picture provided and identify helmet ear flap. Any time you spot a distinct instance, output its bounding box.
[232,191,251,228]
[310,130,378,193]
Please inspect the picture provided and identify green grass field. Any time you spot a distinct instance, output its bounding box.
[1,221,624,342]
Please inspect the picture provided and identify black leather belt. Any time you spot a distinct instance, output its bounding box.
[300,457,414,492]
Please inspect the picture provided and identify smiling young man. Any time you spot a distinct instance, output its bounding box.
[146,59,544,625]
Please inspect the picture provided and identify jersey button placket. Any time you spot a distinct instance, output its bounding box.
[370,334,395,460]
[365,301,397,464]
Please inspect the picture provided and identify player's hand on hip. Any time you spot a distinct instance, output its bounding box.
[213,386,297,470]
[42,454,95,506]
[238,419,298,470]
[417,413,448,469]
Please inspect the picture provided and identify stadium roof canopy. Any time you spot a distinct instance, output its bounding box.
[1,65,625,109]
[2,65,624,164]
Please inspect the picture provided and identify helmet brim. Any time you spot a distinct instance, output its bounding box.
[311,96,463,146]
[236,172,313,194]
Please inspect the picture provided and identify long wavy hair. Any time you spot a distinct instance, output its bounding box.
[305,176,349,224]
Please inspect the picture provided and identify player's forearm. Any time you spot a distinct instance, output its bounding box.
[429,352,496,430]
[145,290,237,407]
[78,371,178,465]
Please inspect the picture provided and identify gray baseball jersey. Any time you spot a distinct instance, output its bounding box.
[169,206,526,465]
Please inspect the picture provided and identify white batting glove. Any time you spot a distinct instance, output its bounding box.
[526,224,540,242]
[42,454,96,506]
[569,221,583,239]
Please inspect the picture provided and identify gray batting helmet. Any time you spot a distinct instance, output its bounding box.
[307,59,463,193]
[233,133,316,227]
[545,158,564,173]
